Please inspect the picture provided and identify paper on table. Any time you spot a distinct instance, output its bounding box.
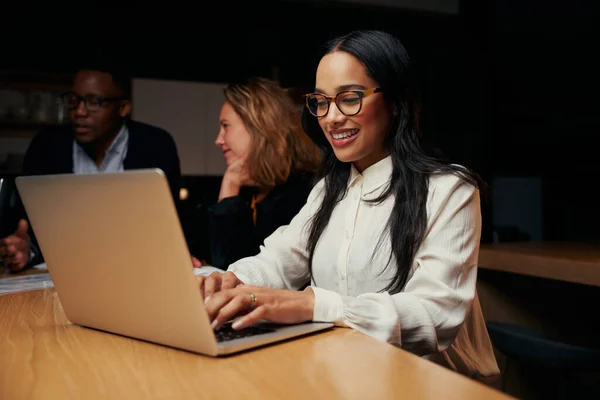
[0,272,54,295]
[0,264,222,296]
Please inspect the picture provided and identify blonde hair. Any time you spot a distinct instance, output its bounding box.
[224,77,319,188]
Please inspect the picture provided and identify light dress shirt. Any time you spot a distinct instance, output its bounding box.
[229,155,500,378]
[72,124,128,174]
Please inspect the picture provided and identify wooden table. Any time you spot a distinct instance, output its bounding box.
[0,288,510,400]
[478,241,600,287]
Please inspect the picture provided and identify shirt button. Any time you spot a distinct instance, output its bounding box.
[345,231,351,239]
[340,275,345,281]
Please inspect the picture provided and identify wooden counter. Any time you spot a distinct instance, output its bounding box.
[0,288,511,400]
[478,242,600,286]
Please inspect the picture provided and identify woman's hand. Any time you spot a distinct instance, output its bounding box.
[205,285,315,330]
[218,157,256,201]
[197,271,245,301]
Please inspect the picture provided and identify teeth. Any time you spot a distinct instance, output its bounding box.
[332,129,358,140]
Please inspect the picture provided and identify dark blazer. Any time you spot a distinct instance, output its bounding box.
[206,172,315,270]
[22,120,181,200]
[18,119,181,266]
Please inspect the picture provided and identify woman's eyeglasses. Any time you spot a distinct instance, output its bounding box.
[303,88,383,117]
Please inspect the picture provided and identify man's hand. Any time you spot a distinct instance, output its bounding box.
[0,219,32,272]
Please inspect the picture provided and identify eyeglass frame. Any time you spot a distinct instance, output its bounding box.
[60,91,123,112]
[303,87,384,117]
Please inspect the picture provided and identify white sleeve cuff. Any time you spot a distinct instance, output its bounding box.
[311,286,345,323]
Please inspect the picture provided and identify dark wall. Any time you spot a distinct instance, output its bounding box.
[2,0,598,242]
[491,0,599,241]
[2,2,482,174]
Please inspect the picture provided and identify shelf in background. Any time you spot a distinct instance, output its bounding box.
[0,119,62,138]
[1,70,72,138]
[0,70,73,92]
[0,170,21,176]
[0,118,62,128]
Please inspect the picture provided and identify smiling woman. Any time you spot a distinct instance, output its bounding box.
[198,30,499,382]
[307,54,392,173]
[304,86,385,160]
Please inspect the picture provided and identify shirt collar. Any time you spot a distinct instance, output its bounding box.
[348,155,392,197]
[105,124,128,154]
[74,123,128,156]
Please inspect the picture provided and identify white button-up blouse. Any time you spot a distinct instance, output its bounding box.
[229,156,499,378]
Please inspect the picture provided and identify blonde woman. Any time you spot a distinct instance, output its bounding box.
[205,77,319,270]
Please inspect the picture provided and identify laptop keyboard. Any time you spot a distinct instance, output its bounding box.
[215,323,278,342]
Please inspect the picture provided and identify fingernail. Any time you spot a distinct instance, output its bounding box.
[211,319,219,330]
[204,296,211,304]
[232,319,243,330]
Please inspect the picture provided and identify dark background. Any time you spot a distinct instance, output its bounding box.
[1,0,598,243]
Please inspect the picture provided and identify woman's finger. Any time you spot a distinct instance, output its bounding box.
[211,293,254,330]
[205,289,235,321]
[196,275,206,299]
[231,305,267,330]
[220,272,242,290]
[203,273,222,300]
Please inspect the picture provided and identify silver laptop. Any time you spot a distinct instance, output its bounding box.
[15,169,332,356]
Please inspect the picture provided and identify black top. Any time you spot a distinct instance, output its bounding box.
[207,172,315,270]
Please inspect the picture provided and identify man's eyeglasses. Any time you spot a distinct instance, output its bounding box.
[303,88,383,117]
[60,91,122,112]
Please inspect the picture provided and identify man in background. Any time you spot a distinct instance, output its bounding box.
[0,63,181,271]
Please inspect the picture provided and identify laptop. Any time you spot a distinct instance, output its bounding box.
[15,169,333,356]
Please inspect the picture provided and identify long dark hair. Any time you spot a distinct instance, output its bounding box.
[301,30,486,294]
